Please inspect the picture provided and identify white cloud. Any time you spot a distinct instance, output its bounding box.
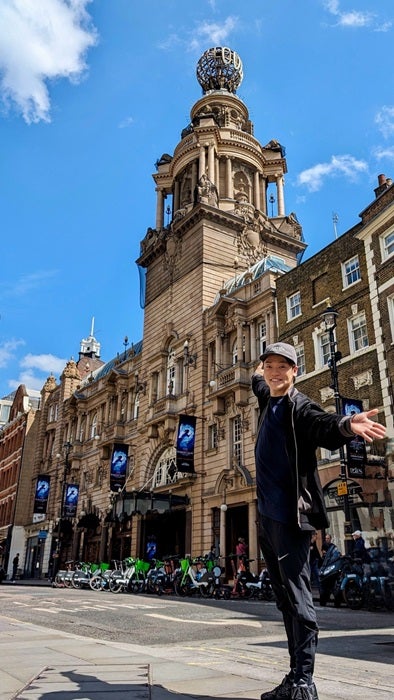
[375,106,394,139]
[0,0,98,124]
[21,353,67,375]
[158,16,238,53]
[0,270,58,298]
[8,371,45,391]
[373,146,394,161]
[0,339,25,368]
[297,155,368,192]
[323,1,374,28]
[7,352,67,391]
[118,116,134,129]
[191,16,238,48]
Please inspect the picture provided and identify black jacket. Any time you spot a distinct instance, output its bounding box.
[252,374,355,530]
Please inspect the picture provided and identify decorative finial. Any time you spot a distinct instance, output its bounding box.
[196,47,243,94]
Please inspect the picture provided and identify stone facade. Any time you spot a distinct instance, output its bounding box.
[1,49,393,577]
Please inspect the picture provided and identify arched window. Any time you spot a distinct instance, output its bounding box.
[232,340,238,364]
[90,412,98,439]
[133,392,140,420]
[166,346,176,394]
[152,447,178,487]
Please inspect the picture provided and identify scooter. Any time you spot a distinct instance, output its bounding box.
[318,544,345,606]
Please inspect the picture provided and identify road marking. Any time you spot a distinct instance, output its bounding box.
[147,613,261,628]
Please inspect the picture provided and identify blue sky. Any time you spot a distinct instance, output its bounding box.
[1,0,393,397]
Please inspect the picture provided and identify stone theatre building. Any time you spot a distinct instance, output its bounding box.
[1,47,393,579]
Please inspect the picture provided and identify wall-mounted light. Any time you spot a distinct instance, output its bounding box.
[183,340,197,368]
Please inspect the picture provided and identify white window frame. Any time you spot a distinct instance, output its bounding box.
[287,291,302,321]
[258,320,267,357]
[232,415,242,469]
[295,342,305,376]
[133,392,140,420]
[90,412,98,439]
[312,327,332,369]
[166,346,176,394]
[342,255,361,288]
[208,423,218,450]
[381,229,394,261]
[348,312,369,353]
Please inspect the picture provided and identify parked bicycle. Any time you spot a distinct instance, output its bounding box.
[174,557,211,597]
[109,557,150,593]
[89,563,112,591]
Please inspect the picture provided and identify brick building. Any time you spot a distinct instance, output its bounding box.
[275,174,394,550]
[0,385,40,578]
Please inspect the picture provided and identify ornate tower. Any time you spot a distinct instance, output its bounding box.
[135,47,306,559]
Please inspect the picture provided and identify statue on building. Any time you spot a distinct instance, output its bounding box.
[194,174,218,207]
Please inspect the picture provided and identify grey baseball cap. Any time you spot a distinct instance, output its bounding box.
[260,342,297,365]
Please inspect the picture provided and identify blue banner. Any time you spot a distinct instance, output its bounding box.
[176,415,196,474]
[63,483,79,518]
[110,443,128,492]
[34,475,50,515]
[342,397,366,478]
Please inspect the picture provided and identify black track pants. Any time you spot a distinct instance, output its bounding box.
[259,516,318,684]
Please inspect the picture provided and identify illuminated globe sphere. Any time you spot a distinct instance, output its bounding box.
[196,47,243,94]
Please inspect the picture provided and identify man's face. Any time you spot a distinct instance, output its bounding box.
[263,355,298,396]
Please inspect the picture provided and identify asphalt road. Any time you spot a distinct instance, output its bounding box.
[0,583,393,659]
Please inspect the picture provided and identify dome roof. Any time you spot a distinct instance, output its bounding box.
[214,255,291,300]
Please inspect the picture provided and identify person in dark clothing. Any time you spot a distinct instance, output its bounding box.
[321,533,333,555]
[252,342,386,700]
[351,530,370,563]
[12,553,19,582]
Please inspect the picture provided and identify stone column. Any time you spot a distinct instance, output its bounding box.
[155,188,164,229]
[220,506,227,562]
[173,180,180,212]
[208,143,215,183]
[261,176,267,215]
[254,171,261,210]
[198,145,206,178]
[248,500,259,574]
[191,160,198,196]
[243,323,251,362]
[250,320,257,362]
[277,175,285,216]
[226,156,233,198]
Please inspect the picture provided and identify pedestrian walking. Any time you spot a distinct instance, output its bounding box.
[252,342,386,700]
[12,553,19,582]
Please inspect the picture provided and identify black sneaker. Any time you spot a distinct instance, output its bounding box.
[260,674,293,699]
[291,681,319,700]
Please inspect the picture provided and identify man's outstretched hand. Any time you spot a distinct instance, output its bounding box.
[349,409,387,443]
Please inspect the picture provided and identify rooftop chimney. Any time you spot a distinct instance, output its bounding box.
[374,173,391,198]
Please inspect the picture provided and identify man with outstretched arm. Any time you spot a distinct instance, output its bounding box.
[252,342,386,700]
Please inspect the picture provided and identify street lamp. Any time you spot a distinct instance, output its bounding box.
[61,441,73,518]
[54,441,73,572]
[321,306,352,554]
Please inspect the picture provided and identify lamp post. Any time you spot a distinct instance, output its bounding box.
[54,441,73,572]
[321,307,352,554]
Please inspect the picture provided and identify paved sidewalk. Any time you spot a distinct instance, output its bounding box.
[0,609,393,700]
